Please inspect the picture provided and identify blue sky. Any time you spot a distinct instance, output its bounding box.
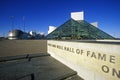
[0,0,120,38]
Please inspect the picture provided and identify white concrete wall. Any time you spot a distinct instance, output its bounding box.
[47,40,120,80]
[71,11,84,20]
[91,22,98,27]
[48,26,56,34]
[96,40,120,42]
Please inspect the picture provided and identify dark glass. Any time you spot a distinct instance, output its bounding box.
[47,19,114,40]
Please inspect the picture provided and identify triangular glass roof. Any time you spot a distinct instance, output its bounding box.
[47,19,114,40]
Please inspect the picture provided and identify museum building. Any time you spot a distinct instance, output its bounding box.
[47,11,114,40]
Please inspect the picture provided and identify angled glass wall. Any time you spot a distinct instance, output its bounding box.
[47,19,115,40]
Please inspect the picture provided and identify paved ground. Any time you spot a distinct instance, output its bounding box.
[0,40,47,56]
[0,53,83,80]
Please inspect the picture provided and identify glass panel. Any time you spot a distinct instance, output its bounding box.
[47,19,114,40]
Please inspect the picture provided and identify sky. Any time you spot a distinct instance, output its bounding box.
[0,0,120,38]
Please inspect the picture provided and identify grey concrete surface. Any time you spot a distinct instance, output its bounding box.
[0,40,47,56]
[55,40,120,45]
[0,54,83,80]
[0,53,50,62]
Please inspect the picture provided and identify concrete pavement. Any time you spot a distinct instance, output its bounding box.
[0,53,83,80]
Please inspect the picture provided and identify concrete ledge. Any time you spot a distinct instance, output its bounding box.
[0,53,50,62]
[28,53,50,58]
[57,40,120,45]
[0,55,83,80]
[48,40,120,80]
[17,73,83,80]
[54,71,77,80]
[16,73,33,80]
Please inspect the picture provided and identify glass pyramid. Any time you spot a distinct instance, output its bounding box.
[47,19,115,40]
